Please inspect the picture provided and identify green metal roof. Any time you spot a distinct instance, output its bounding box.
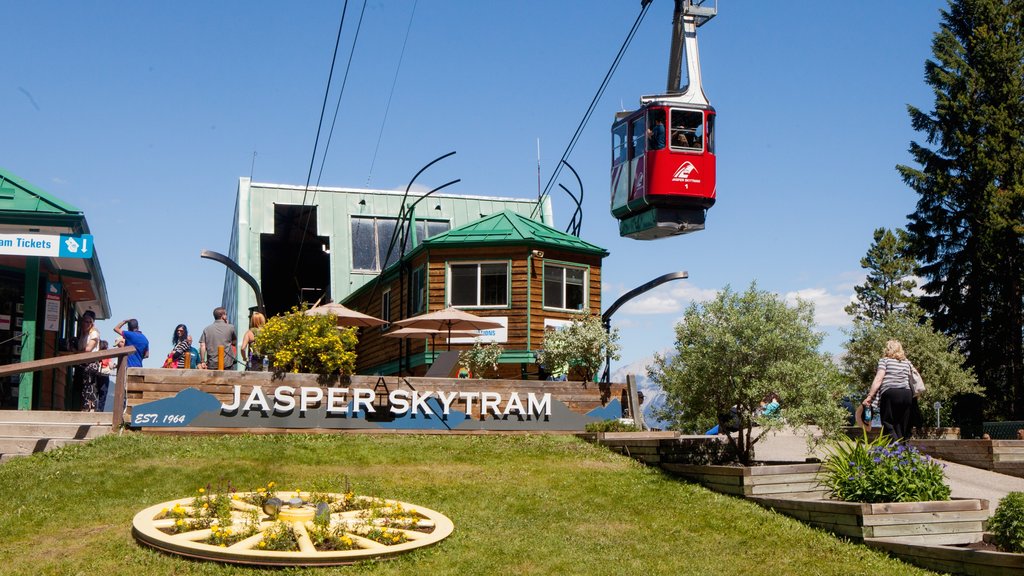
[0,167,83,220]
[422,210,609,256]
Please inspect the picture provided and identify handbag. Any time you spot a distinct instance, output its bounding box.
[910,363,925,396]
[162,353,177,369]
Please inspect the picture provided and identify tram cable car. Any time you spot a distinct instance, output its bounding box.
[611,0,717,240]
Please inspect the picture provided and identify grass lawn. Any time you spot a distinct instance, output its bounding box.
[0,433,938,575]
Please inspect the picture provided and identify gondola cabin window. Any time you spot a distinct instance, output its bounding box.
[670,109,706,152]
[543,264,586,311]
[449,262,509,307]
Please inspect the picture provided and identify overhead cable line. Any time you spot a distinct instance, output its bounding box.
[311,0,368,197]
[366,0,419,187]
[292,0,350,281]
[530,1,651,219]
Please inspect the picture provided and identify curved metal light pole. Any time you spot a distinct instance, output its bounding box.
[200,250,266,316]
[601,270,689,383]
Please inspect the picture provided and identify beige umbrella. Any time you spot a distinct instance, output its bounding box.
[384,326,481,354]
[383,326,482,340]
[395,307,504,350]
[304,302,387,328]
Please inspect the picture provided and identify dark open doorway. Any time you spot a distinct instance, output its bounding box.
[260,204,331,318]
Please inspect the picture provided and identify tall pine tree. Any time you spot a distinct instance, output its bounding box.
[844,227,921,324]
[898,0,1024,418]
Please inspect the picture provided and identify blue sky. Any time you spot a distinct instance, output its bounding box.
[2,1,944,369]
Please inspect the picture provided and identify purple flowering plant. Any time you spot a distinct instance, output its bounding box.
[820,432,951,503]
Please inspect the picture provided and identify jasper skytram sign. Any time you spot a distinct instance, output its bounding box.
[127,374,626,432]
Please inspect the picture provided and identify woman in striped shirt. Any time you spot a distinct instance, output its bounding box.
[862,340,914,442]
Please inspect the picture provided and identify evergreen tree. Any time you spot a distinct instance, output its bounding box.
[897,0,1024,418]
[845,227,921,324]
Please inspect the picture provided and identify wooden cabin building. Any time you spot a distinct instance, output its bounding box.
[344,211,608,377]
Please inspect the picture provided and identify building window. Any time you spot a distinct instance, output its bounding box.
[543,264,586,310]
[449,262,508,307]
[351,217,450,272]
[409,266,427,315]
[381,289,391,330]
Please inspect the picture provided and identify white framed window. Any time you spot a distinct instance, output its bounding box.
[409,266,427,314]
[449,262,508,307]
[543,264,586,310]
[381,289,391,330]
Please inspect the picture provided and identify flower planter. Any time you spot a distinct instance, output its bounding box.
[750,496,989,544]
[659,462,826,498]
[866,534,1024,576]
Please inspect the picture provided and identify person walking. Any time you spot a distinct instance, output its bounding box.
[862,339,915,442]
[200,307,237,370]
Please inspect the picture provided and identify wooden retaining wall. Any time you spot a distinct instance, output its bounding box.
[750,497,989,544]
[867,537,1024,576]
[912,439,1024,478]
[584,432,827,498]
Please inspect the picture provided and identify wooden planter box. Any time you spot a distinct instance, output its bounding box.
[581,432,729,466]
[751,497,989,544]
[867,535,1024,576]
[911,439,1024,478]
[660,462,826,498]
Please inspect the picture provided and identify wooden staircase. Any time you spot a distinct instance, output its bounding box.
[0,410,112,462]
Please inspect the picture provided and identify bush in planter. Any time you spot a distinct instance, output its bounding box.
[585,419,641,433]
[253,307,358,375]
[458,340,504,379]
[989,491,1024,553]
[821,433,951,503]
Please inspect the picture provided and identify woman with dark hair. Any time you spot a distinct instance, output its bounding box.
[170,324,193,368]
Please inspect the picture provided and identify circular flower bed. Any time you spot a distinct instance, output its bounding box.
[132,481,454,566]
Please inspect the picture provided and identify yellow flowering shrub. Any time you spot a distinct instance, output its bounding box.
[253,307,358,375]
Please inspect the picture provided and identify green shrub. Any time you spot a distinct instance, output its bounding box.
[458,340,504,379]
[990,491,1024,553]
[820,433,951,503]
[585,419,640,433]
[253,307,358,375]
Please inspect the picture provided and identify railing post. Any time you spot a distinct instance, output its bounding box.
[112,354,129,429]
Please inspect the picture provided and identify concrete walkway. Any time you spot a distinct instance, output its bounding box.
[752,427,1024,510]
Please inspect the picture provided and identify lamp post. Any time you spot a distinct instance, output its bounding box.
[601,271,689,383]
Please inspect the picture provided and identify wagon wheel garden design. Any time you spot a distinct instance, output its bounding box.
[131,482,455,566]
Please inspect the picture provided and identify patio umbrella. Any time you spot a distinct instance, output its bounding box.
[384,326,482,354]
[394,307,503,350]
[304,302,387,328]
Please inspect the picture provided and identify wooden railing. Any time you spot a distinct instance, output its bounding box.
[0,346,137,428]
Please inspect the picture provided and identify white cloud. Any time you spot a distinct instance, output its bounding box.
[784,286,856,328]
[619,294,681,315]
[612,280,717,316]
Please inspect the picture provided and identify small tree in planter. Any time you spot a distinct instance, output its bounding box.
[651,282,847,465]
[458,340,504,379]
[536,312,620,382]
[253,307,358,375]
